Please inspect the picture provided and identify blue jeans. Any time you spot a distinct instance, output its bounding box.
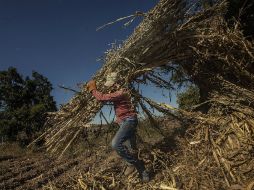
[111,117,144,170]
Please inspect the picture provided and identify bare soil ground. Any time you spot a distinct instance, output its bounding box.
[0,118,181,190]
[0,147,147,189]
[0,121,226,190]
[0,150,97,190]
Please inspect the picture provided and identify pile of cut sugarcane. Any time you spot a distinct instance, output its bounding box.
[31,0,254,188]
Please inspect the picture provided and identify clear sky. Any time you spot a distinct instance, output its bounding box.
[0,0,179,123]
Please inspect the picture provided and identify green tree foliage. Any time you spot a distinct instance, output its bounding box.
[177,85,200,111]
[0,67,56,145]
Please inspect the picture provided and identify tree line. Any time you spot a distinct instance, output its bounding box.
[0,67,56,145]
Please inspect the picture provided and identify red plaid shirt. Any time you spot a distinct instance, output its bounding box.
[92,89,137,124]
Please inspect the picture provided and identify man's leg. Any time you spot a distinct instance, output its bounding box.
[111,119,138,165]
[125,128,137,154]
[111,119,149,181]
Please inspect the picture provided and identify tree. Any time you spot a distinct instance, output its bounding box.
[0,67,56,145]
[177,85,200,111]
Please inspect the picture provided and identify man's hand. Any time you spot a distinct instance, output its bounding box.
[87,80,96,92]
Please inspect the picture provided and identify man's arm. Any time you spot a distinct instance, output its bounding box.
[92,89,125,102]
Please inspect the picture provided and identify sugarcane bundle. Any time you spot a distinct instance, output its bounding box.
[28,0,195,155]
[29,0,254,188]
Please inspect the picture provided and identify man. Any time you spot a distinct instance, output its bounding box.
[87,72,149,182]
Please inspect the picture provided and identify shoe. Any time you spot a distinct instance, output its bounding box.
[140,170,150,182]
[124,165,136,176]
[133,160,150,182]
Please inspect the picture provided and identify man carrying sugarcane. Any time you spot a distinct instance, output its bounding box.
[87,72,149,182]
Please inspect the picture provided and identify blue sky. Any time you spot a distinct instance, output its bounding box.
[0,0,179,122]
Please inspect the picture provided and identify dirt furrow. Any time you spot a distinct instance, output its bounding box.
[0,158,54,190]
[16,158,81,190]
[0,154,54,179]
[42,155,94,189]
[7,156,46,171]
[0,155,18,162]
[1,155,33,166]
[0,164,35,183]
[0,156,54,182]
